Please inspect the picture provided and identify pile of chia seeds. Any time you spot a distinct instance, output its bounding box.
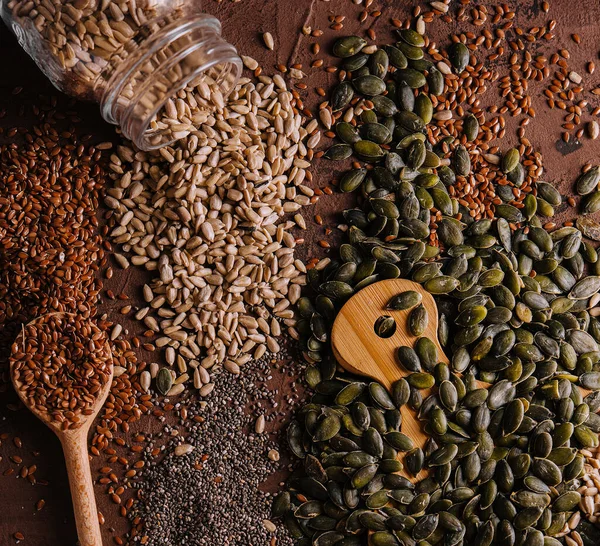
[128,353,303,545]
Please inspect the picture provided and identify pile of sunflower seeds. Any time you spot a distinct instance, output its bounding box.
[105,73,316,394]
[273,25,600,546]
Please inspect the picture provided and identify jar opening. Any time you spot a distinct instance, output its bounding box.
[129,56,241,150]
[100,15,242,151]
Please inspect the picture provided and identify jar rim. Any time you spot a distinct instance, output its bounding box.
[99,14,242,150]
[128,48,241,150]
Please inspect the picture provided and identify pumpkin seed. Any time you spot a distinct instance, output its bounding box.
[408,304,428,336]
[330,82,355,111]
[502,148,520,173]
[374,315,397,338]
[324,143,353,160]
[395,68,427,88]
[353,75,387,96]
[333,36,368,58]
[449,42,469,73]
[354,140,385,161]
[156,368,173,395]
[576,166,600,195]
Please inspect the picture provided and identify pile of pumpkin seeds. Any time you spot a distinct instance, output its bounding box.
[273,19,600,546]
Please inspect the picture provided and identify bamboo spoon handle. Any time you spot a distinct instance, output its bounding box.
[61,432,102,546]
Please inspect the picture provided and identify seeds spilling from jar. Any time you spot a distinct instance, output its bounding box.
[11,314,112,430]
[3,1,241,150]
[105,72,317,392]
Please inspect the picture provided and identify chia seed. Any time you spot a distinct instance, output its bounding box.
[127,350,303,545]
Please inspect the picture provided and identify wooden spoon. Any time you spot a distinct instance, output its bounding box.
[331,278,462,458]
[331,278,592,479]
[10,313,113,546]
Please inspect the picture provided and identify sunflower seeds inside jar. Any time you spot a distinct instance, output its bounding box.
[1,1,243,150]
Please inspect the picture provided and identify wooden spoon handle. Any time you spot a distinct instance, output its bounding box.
[61,434,103,546]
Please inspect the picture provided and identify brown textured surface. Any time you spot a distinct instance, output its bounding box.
[3,0,600,544]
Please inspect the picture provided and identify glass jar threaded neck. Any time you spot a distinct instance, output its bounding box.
[99,14,241,150]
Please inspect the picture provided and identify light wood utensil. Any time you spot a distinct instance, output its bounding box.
[331,279,458,459]
[331,278,591,481]
[10,313,113,546]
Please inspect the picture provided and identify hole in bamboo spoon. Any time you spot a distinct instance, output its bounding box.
[374,315,397,338]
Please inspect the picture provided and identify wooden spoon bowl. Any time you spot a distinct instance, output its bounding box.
[331,278,591,482]
[331,279,451,459]
[10,312,113,546]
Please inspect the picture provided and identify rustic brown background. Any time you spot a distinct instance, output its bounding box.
[3,0,600,544]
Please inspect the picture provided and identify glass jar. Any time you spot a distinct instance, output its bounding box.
[1,1,242,150]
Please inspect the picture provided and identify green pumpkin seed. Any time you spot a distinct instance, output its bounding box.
[424,275,459,294]
[385,45,408,69]
[397,346,422,372]
[343,52,369,71]
[463,114,479,141]
[374,315,397,338]
[331,82,355,111]
[395,68,427,88]
[532,458,562,486]
[320,281,354,300]
[408,304,428,336]
[371,532,401,546]
[353,75,387,96]
[335,382,366,405]
[271,491,291,518]
[387,290,422,311]
[427,67,444,95]
[156,368,173,395]
[495,203,524,223]
[570,276,600,299]
[398,41,424,60]
[324,143,353,160]
[449,42,469,73]
[339,168,367,193]
[415,337,437,370]
[553,491,581,512]
[385,431,414,451]
[369,382,395,410]
[453,145,471,176]
[351,463,379,489]
[361,122,392,144]
[333,36,368,58]
[407,372,435,389]
[354,140,385,161]
[576,166,600,195]
[369,49,389,79]
[502,148,520,173]
[429,443,459,466]
[313,415,341,442]
[429,406,448,435]
[398,28,426,47]
[583,191,600,213]
[414,94,433,124]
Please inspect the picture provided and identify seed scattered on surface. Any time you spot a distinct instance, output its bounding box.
[262,32,275,50]
[174,444,194,456]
